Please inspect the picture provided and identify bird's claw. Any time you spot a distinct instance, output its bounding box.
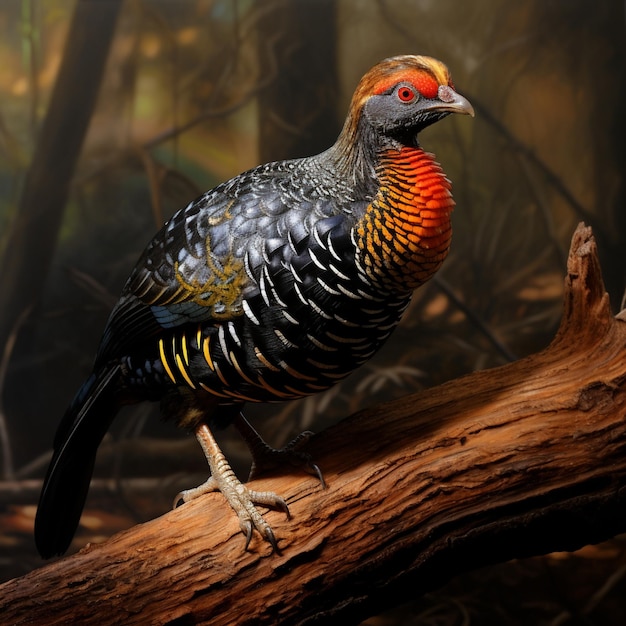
[248,441,327,489]
[281,429,315,452]
[273,431,327,487]
[175,479,290,551]
[174,425,291,552]
[234,417,326,488]
[308,462,327,490]
[173,476,218,509]
[242,519,279,553]
[231,486,289,552]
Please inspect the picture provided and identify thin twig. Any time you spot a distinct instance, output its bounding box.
[0,307,32,480]
[433,275,518,362]
[582,561,626,617]
[65,266,118,309]
[549,561,626,626]
[517,152,568,268]
[471,99,597,228]
[142,34,280,151]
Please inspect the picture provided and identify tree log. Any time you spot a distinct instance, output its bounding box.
[2,223,625,624]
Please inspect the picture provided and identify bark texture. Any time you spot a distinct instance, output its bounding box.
[1,223,625,625]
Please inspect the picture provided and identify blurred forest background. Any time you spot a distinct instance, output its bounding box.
[1,0,625,623]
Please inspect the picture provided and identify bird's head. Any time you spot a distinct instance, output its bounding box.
[329,56,473,188]
[349,55,474,148]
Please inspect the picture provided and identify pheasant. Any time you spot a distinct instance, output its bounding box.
[35,55,473,558]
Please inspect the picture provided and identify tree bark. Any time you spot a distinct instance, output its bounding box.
[1,223,625,624]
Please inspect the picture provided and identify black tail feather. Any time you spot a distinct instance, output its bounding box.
[35,365,121,558]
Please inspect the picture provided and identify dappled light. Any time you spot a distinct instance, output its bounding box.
[0,0,625,623]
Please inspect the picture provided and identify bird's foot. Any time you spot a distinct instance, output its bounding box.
[174,423,289,552]
[234,413,327,488]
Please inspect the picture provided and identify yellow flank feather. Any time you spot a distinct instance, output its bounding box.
[181,333,190,365]
[158,338,177,384]
[175,352,196,389]
[202,336,215,371]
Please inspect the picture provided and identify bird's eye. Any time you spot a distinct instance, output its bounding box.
[397,85,417,103]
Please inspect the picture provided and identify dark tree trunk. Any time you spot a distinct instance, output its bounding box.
[256,0,339,163]
[0,0,122,374]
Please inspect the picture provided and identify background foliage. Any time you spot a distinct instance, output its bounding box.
[1,0,625,623]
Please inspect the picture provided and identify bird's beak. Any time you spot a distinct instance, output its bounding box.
[423,85,475,117]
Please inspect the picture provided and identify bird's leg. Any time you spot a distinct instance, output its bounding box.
[234,413,326,488]
[174,422,290,551]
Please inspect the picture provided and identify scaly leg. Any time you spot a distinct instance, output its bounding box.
[174,422,290,551]
[234,413,326,488]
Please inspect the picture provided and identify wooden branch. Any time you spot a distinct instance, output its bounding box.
[2,223,626,625]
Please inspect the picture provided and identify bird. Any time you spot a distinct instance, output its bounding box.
[35,54,473,558]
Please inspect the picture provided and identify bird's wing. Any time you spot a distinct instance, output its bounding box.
[95,161,352,363]
[126,188,252,327]
[93,177,263,362]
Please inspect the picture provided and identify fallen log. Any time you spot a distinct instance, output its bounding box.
[1,223,625,625]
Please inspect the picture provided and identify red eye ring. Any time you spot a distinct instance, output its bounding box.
[397,86,416,103]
